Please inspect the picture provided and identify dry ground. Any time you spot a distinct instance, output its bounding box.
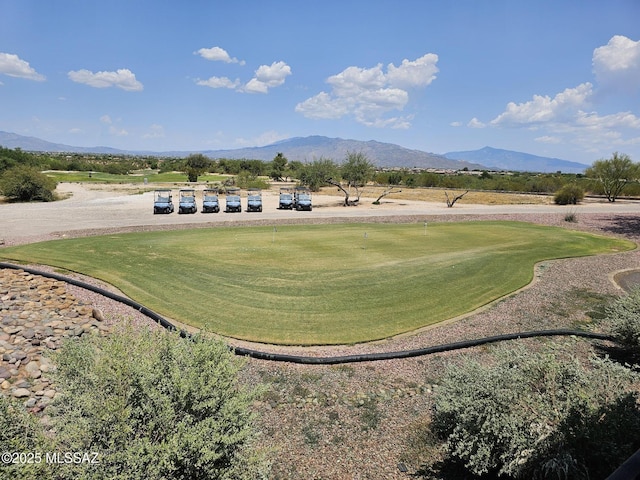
[2,183,640,479]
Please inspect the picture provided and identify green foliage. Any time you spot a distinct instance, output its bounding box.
[298,157,338,191]
[234,170,270,189]
[269,152,288,181]
[183,153,212,182]
[585,152,639,202]
[341,151,375,189]
[429,346,640,479]
[48,325,266,480]
[606,288,640,348]
[554,184,585,205]
[0,165,57,201]
[0,397,55,479]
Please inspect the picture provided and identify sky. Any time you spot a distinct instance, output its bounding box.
[0,0,639,164]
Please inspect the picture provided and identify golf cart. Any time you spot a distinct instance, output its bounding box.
[153,189,174,214]
[178,189,197,214]
[246,188,263,212]
[225,187,242,213]
[293,186,312,211]
[278,187,294,209]
[201,188,220,213]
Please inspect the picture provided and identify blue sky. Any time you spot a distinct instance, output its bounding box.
[0,0,639,164]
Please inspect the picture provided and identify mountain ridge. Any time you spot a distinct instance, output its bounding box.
[0,131,587,173]
[444,146,589,174]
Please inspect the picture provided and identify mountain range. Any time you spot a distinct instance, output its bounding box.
[0,131,589,173]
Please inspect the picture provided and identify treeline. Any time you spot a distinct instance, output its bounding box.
[0,147,159,175]
[375,169,640,197]
[2,146,640,197]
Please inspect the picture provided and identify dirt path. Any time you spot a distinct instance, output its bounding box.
[2,182,639,245]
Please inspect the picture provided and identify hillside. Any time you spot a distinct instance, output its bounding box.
[445,146,589,173]
[1,130,587,172]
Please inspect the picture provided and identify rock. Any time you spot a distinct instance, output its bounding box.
[12,388,31,398]
[92,308,106,322]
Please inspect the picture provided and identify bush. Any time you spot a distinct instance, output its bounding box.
[429,346,640,479]
[0,397,56,479]
[47,325,267,480]
[0,165,57,201]
[606,288,640,348]
[554,184,585,205]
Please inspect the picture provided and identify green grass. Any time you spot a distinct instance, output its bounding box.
[0,222,634,345]
[45,170,227,184]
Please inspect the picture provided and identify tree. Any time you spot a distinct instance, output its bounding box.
[334,151,375,206]
[298,157,338,191]
[183,153,211,182]
[0,165,57,201]
[585,152,638,202]
[48,325,267,480]
[270,152,288,181]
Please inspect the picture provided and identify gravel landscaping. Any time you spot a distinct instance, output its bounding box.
[2,183,640,478]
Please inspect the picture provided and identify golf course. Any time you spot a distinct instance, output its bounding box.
[0,221,633,344]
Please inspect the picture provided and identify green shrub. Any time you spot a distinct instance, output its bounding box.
[0,165,57,201]
[554,184,585,205]
[429,346,640,479]
[48,325,267,480]
[606,288,640,348]
[0,397,55,479]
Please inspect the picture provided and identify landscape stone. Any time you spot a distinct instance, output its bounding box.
[0,268,110,410]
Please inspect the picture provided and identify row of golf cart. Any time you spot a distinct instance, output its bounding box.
[153,186,312,214]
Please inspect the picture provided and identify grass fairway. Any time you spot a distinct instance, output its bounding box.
[0,222,634,345]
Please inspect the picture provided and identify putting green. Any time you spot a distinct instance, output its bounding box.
[0,222,634,345]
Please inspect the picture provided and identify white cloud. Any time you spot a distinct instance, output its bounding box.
[196,46,245,65]
[68,68,143,91]
[100,115,112,124]
[296,53,439,128]
[467,117,486,128]
[233,130,290,147]
[490,83,593,126]
[294,92,351,119]
[0,52,45,81]
[535,135,562,144]
[143,124,165,139]
[450,121,463,127]
[242,61,292,94]
[109,126,128,136]
[593,35,640,92]
[196,76,241,89]
[386,53,439,88]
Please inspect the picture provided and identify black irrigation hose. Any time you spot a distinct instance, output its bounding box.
[0,262,616,365]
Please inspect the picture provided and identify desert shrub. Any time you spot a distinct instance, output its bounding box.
[554,184,585,205]
[0,397,55,479]
[0,165,57,201]
[47,325,267,480]
[606,288,640,349]
[234,170,270,190]
[429,345,640,479]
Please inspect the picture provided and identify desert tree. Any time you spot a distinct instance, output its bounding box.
[183,153,212,182]
[586,152,639,202]
[332,151,376,206]
[298,157,339,191]
[269,152,288,181]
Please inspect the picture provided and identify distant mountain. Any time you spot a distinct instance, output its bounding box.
[199,136,487,170]
[0,131,132,155]
[2,130,585,173]
[0,131,486,170]
[444,146,589,173]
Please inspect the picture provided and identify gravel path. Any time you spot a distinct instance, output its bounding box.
[2,183,640,479]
